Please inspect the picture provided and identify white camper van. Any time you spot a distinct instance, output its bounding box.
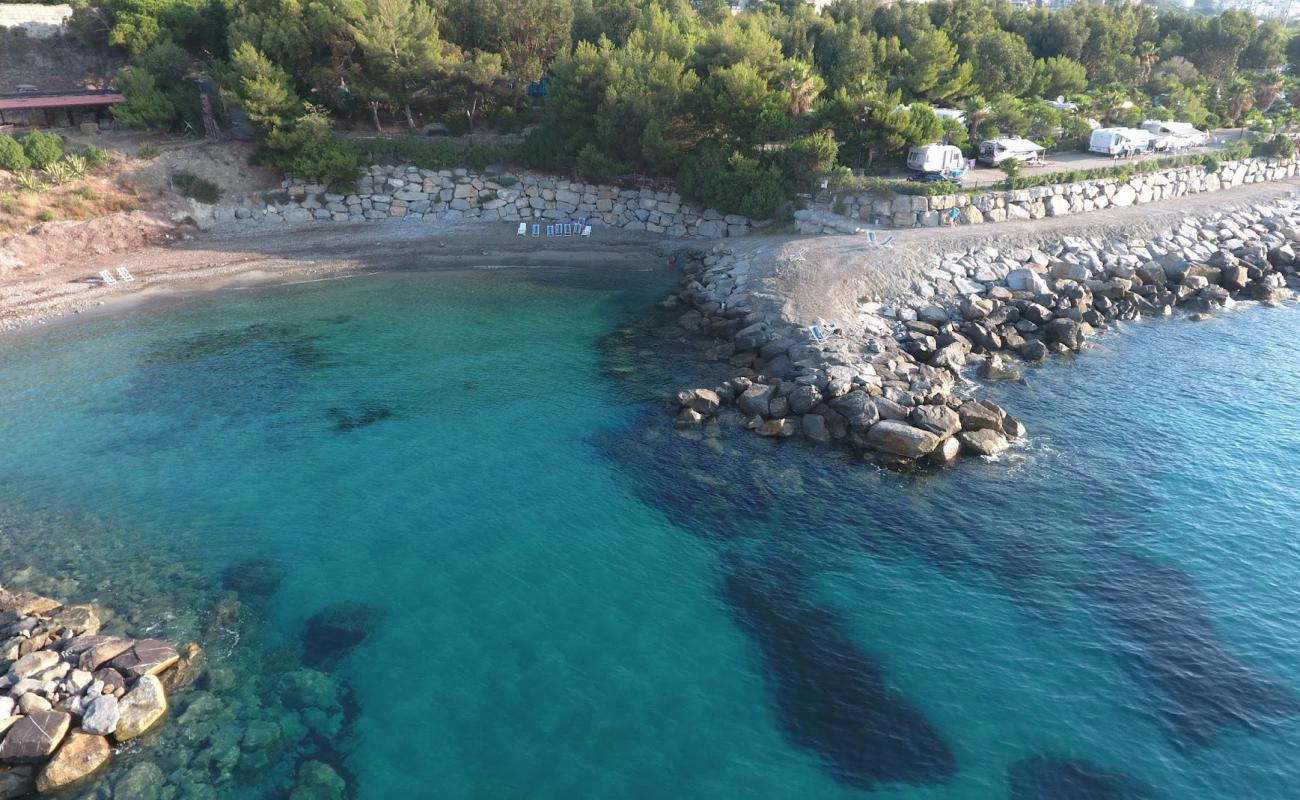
[906,144,966,175]
[1089,127,1157,157]
[976,137,1044,166]
[1140,120,1207,148]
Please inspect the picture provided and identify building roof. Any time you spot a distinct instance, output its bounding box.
[0,91,125,112]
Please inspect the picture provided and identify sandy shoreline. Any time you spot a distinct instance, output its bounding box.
[4,177,1299,338]
[0,218,695,335]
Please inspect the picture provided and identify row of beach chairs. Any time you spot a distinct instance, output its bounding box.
[516,221,592,238]
[98,267,134,285]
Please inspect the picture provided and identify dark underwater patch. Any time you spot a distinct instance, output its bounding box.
[722,565,955,790]
[1080,545,1299,749]
[327,404,394,432]
[222,556,287,599]
[301,601,385,669]
[1008,755,1153,800]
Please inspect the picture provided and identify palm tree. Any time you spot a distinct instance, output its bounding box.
[1137,41,1160,82]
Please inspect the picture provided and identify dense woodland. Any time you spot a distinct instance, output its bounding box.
[59,0,1300,215]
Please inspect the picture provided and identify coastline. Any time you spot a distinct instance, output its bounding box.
[0,219,692,335]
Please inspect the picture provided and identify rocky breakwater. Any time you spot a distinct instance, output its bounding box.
[0,584,201,797]
[228,165,755,238]
[889,201,1300,377]
[670,247,1028,467]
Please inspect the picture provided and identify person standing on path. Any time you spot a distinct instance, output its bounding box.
[948,206,960,227]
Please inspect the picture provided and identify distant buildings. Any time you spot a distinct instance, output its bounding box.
[719,0,834,12]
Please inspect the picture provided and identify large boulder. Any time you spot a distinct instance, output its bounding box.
[865,421,940,458]
[1044,318,1084,350]
[34,732,111,793]
[1006,268,1048,294]
[829,391,880,431]
[677,388,721,415]
[81,694,120,736]
[108,640,180,679]
[909,405,961,438]
[958,402,1004,433]
[959,429,1010,456]
[115,675,168,741]
[737,384,776,418]
[0,712,71,763]
[787,384,823,415]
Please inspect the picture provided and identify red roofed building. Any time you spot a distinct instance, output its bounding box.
[0,89,125,130]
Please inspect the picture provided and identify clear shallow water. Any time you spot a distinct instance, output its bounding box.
[1,265,1299,799]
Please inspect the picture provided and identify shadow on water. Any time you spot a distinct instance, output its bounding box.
[1076,542,1299,750]
[1008,755,1155,800]
[595,297,1300,789]
[723,557,956,789]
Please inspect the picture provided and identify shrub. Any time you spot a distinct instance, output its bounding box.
[172,171,222,203]
[1198,154,1220,173]
[83,145,111,170]
[677,143,784,220]
[21,130,63,170]
[0,134,29,171]
[36,209,53,222]
[138,142,160,159]
[63,154,87,178]
[574,144,628,181]
[999,158,1022,179]
[14,173,42,193]
[43,161,73,185]
[1251,133,1295,159]
[0,194,17,215]
[262,112,362,188]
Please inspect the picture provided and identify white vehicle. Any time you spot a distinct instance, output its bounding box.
[977,137,1045,166]
[1140,120,1207,148]
[933,107,967,125]
[1089,127,1158,157]
[906,144,966,175]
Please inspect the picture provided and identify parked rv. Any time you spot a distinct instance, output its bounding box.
[1089,127,1158,157]
[976,137,1044,166]
[1141,120,1207,148]
[906,144,966,176]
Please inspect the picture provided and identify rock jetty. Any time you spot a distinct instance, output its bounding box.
[0,584,201,797]
[672,198,1300,465]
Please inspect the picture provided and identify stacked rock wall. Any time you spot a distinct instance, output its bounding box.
[796,157,1299,234]
[229,165,754,238]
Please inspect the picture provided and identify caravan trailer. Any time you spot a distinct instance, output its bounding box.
[1141,120,1207,148]
[976,137,1044,166]
[906,144,966,175]
[1089,127,1157,157]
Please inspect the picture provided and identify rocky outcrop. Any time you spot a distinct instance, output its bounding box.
[796,156,1299,233]
[0,584,197,797]
[226,165,756,238]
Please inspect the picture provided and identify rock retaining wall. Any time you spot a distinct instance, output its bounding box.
[229,165,755,238]
[0,584,201,797]
[0,5,71,37]
[796,157,1299,234]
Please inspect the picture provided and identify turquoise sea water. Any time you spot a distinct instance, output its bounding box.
[1,262,1299,799]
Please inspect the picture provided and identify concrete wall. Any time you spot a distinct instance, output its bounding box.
[795,157,1299,235]
[0,4,72,38]
[230,164,754,238]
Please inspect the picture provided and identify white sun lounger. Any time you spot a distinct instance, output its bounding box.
[581,226,592,238]
[517,222,527,236]
[117,267,134,282]
[866,231,878,246]
[879,235,894,248]
[532,224,540,237]
[99,270,117,285]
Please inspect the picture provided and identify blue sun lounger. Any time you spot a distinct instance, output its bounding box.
[117,267,134,282]
[809,324,826,343]
[546,225,555,236]
[532,224,540,237]
[99,270,117,286]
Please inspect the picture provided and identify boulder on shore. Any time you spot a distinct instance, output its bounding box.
[866,420,940,458]
[959,429,1010,456]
